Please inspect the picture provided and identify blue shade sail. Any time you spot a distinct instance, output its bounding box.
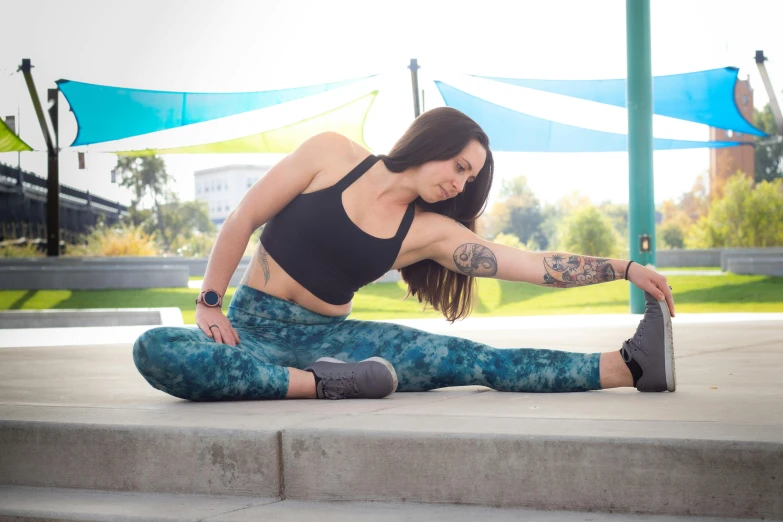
[435,82,743,152]
[478,67,764,137]
[58,76,374,146]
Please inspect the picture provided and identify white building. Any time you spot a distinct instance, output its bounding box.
[194,165,271,227]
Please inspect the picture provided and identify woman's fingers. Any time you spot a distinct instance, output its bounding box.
[662,282,676,317]
[650,279,675,317]
[199,321,214,338]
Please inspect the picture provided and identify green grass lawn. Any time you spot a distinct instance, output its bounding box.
[2,273,781,323]
[658,266,721,272]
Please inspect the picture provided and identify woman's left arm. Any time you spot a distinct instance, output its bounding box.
[427,219,675,316]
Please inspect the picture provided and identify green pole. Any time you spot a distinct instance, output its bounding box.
[625,0,655,313]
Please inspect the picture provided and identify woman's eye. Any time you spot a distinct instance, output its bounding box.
[456,163,465,172]
[468,176,476,183]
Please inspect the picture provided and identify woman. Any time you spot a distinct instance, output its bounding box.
[133,107,676,401]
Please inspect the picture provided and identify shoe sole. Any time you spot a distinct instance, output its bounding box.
[316,356,399,394]
[657,298,676,392]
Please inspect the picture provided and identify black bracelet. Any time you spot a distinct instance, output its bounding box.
[624,260,635,281]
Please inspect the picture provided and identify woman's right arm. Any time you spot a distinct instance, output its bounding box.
[196,132,350,345]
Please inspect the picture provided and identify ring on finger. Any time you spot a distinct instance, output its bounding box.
[208,324,219,330]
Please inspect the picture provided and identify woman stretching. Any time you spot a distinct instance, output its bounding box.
[133,107,676,401]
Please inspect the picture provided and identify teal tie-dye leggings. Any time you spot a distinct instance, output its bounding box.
[133,284,602,400]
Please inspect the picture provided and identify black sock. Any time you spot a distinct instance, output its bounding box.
[620,347,644,387]
[306,369,321,386]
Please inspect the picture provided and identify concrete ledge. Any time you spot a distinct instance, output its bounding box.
[282,416,783,519]
[0,308,183,329]
[0,256,252,279]
[725,254,783,276]
[1,411,778,518]
[721,248,783,271]
[0,486,763,522]
[656,249,722,268]
[0,265,189,290]
[0,421,282,497]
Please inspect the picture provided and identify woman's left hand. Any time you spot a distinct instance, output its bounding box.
[626,262,676,317]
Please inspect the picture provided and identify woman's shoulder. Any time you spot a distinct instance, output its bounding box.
[306,132,370,164]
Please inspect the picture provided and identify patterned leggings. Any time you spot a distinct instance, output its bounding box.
[133,284,602,400]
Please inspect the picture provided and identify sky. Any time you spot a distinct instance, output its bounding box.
[1,0,782,209]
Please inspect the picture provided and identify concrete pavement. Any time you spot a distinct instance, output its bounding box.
[0,314,781,520]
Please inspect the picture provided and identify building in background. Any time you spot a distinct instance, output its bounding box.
[709,76,755,200]
[194,165,271,227]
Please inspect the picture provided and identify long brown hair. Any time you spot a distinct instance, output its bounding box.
[377,107,494,322]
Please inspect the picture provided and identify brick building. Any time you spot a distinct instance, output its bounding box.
[708,76,755,199]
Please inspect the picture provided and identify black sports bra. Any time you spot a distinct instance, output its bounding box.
[260,155,416,305]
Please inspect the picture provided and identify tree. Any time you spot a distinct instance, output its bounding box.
[492,232,525,249]
[689,172,783,248]
[657,221,685,249]
[114,155,174,250]
[484,176,548,249]
[113,155,214,253]
[754,105,783,183]
[559,206,618,257]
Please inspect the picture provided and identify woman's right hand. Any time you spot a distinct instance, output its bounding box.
[196,305,241,346]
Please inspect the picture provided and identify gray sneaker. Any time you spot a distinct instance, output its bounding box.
[304,357,398,399]
[621,291,676,392]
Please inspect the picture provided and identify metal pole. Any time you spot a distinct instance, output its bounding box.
[755,51,783,135]
[47,88,60,256]
[19,60,55,153]
[626,0,655,314]
[19,59,60,256]
[409,59,421,117]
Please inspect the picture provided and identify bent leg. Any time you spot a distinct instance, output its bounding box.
[133,326,291,401]
[303,320,601,393]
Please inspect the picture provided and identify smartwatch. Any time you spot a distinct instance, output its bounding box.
[196,289,223,308]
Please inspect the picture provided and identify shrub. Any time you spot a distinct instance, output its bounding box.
[67,223,159,256]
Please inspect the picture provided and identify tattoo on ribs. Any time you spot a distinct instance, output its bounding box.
[453,243,498,277]
[256,244,271,286]
[542,254,616,288]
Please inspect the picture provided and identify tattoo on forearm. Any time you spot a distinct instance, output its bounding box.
[453,243,498,277]
[542,254,617,288]
[256,244,271,286]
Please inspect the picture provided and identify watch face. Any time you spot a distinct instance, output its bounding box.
[204,291,220,306]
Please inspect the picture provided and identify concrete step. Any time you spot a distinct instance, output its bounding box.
[0,486,765,522]
[2,317,782,519]
[1,405,781,519]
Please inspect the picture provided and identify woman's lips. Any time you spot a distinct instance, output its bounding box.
[440,186,448,200]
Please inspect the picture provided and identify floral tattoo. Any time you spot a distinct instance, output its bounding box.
[542,254,617,288]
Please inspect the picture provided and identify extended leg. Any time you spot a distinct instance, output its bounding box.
[300,320,602,393]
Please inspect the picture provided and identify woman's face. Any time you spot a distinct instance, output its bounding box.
[419,140,487,203]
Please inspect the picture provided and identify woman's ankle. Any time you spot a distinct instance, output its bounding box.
[599,351,634,389]
[285,367,317,399]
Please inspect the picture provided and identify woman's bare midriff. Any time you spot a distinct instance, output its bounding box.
[239,240,354,317]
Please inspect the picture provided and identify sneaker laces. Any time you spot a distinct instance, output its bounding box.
[320,372,360,399]
[625,318,650,356]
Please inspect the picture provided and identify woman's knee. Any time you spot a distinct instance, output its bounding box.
[132,326,200,399]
